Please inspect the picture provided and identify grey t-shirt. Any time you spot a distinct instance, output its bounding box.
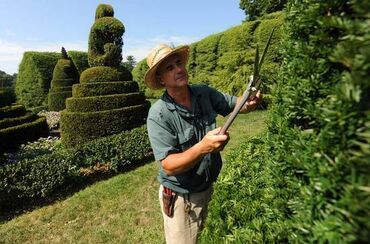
[147,84,236,194]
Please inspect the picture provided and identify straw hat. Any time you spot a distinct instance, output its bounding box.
[144,44,189,90]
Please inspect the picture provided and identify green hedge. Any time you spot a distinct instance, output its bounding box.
[66,92,145,112]
[61,102,150,147]
[67,51,89,74]
[0,117,49,153]
[48,91,72,111]
[0,105,26,119]
[72,81,138,97]
[0,88,13,107]
[16,52,60,109]
[201,1,370,243]
[0,125,152,210]
[0,113,37,130]
[80,66,124,83]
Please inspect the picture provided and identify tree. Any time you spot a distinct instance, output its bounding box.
[240,0,287,20]
[122,55,136,72]
[0,70,15,88]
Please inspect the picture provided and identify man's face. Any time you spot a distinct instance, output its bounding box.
[157,54,188,89]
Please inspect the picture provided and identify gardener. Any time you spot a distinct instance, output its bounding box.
[145,44,262,244]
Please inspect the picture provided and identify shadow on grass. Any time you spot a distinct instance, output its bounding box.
[0,155,154,224]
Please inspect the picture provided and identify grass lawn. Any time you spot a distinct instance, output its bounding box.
[0,110,268,243]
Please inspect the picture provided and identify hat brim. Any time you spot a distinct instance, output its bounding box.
[144,45,189,90]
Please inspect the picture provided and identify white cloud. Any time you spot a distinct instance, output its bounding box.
[0,34,199,74]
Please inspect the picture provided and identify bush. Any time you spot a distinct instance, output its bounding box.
[61,102,150,147]
[66,92,145,112]
[67,51,89,74]
[0,125,152,210]
[16,52,60,109]
[201,1,370,243]
[72,81,138,97]
[80,66,124,83]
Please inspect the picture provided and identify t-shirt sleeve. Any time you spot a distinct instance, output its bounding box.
[147,107,179,162]
[207,85,237,117]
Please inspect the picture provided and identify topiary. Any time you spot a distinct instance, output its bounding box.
[48,47,79,111]
[61,4,149,147]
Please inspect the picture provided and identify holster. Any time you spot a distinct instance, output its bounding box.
[162,186,177,217]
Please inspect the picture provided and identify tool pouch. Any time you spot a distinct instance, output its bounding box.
[162,187,176,217]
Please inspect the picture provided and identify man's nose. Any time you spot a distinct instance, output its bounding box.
[175,64,184,72]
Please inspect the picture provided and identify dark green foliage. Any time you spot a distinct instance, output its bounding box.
[67,51,89,74]
[72,81,138,97]
[95,3,114,19]
[66,92,146,112]
[88,9,124,67]
[0,117,49,153]
[0,88,13,107]
[0,70,15,88]
[122,55,136,72]
[0,105,26,119]
[0,125,151,210]
[16,52,60,109]
[48,49,79,111]
[239,0,287,20]
[61,47,68,59]
[80,66,125,83]
[202,0,370,243]
[61,102,150,147]
[0,113,37,130]
[48,91,72,111]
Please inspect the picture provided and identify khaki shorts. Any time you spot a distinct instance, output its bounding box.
[159,185,213,244]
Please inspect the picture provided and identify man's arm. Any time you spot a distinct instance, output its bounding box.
[161,127,229,176]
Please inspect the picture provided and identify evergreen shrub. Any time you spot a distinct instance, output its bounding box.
[0,125,151,209]
[72,81,138,97]
[201,0,370,243]
[67,51,89,74]
[16,52,60,109]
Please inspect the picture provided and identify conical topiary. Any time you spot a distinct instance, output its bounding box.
[60,4,150,147]
[48,47,79,111]
[0,88,49,154]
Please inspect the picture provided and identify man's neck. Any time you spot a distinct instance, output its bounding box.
[167,86,192,110]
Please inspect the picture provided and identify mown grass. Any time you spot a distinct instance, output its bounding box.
[0,110,268,243]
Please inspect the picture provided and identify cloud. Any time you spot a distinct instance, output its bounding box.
[0,39,86,74]
[0,34,199,74]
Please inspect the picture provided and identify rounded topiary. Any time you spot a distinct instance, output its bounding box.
[80,66,124,83]
[48,47,79,111]
[61,4,149,147]
[95,3,114,19]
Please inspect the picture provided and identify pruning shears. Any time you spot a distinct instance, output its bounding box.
[218,27,275,135]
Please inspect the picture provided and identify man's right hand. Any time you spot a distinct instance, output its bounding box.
[198,127,230,153]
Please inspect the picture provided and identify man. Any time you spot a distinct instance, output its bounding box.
[145,44,262,244]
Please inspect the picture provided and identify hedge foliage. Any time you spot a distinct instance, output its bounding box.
[16,52,60,109]
[67,51,89,74]
[48,49,79,111]
[61,4,149,147]
[132,12,283,99]
[201,0,370,243]
[0,125,152,210]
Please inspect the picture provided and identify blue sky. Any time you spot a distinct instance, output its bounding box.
[0,0,245,74]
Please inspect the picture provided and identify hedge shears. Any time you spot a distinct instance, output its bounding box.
[218,27,275,135]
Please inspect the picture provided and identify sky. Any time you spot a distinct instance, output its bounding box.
[0,0,245,74]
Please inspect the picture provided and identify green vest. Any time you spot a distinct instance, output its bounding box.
[147,84,236,194]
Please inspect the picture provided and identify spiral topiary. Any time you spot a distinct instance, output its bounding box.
[61,4,149,147]
[48,47,79,111]
[0,89,49,154]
